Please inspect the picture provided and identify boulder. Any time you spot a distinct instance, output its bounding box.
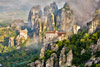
[66,50,73,66]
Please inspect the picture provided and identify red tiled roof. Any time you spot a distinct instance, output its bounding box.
[20,31,27,34]
[23,31,27,34]
[46,31,66,36]
[46,31,56,33]
[58,32,66,36]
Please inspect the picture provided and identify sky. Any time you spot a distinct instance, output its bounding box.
[0,0,100,25]
[0,0,99,11]
[0,0,65,12]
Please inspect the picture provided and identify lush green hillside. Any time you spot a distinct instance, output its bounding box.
[29,30,100,67]
[0,27,41,67]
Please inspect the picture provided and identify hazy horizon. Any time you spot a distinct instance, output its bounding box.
[0,0,100,25]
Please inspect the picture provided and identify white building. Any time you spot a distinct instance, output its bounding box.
[19,29,28,39]
[44,31,67,41]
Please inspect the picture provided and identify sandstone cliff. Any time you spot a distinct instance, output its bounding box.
[26,2,100,67]
[28,5,42,34]
[56,3,74,34]
[28,36,100,67]
[29,41,73,67]
[28,2,76,42]
[43,2,58,31]
[88,9,100,33]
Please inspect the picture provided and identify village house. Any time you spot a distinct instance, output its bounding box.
[44,31,67,41]
[19,29,28,40]
[57,32,67,41]
[16,29,28,47]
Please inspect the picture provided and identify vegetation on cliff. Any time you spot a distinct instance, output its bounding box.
[30,30,100,67]
[0,27,41,67]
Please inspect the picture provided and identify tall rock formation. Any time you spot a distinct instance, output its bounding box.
[44,2,58,16]
[28,2,75,42]
[88,9,100,33]
[46,53,58,67]
[28,5,43,42]
[28,2,59,42]
[59,47,67,67]
[44,2,58,31]
[29,43,73,67]
[66,50,73,66]
[28,5,42,35]
[56,3,74,34]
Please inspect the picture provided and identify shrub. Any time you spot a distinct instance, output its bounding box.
[31,56,39,62]
[44,50,56,60]
[96,64,100,67]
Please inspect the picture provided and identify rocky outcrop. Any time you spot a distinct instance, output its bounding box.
[59,47,67,67]
[50,2,58,15]
[66,50,73,66]
[46,53,58,67]
[35,60,42,67]
[11,19,25,30]
[47,11,55,31]
[88,9,100,33]
[44,2,58,31]
[28,3,58,41]
[56,3,74,34]
[29,37,100,67]
[81,49,86,55]
[28,5,42,37]
[73,25,80,34]
[96,38,100,51]
[8,37,15,47]
[16,29,28,46]
[40,43,51,58]
[59,48,73,67]
[30,43,74,67]
[44,2,58,16]
[85,56,100,67]
[90,38,100,53]
[40,41,59,58]
[29,62,35,67]
[28,2,76,43]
